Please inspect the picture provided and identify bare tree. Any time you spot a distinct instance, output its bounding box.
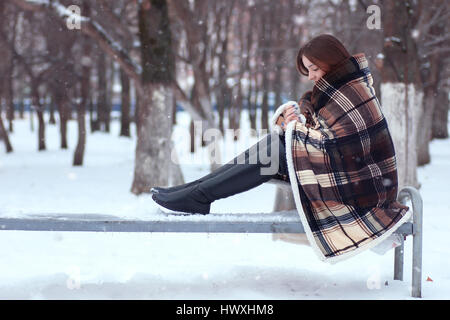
[0,1,14,152]
[0,10,57,151]
[73,0,92,166]
[416,0,449,165]
[0,3,18,134]
[379,0,424,190]
[10,0,177,195]
[378,0,449,186]
[415,0,450,162]
[432,81,449,139]
[43,9,77,150]
[131,0,175,194]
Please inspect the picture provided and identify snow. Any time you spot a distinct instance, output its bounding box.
[0,110,449,299]
[384,36,402,44]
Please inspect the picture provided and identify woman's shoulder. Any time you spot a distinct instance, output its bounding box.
[318,81,384,136]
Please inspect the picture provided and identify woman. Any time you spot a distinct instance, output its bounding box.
[152,34,410,263]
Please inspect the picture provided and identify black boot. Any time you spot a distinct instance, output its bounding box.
[152,133,288,214]
[152,183,212,214]
[151,131,283,194]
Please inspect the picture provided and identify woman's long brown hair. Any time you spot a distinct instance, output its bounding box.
[296,34,351,76]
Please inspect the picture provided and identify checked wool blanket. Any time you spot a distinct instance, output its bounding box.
[271,53,411,263]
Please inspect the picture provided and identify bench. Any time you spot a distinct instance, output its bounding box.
[0,182,423,298]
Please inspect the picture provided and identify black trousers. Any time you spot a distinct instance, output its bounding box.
[205,132,289,185]
[196,132,289,202]
[152,132,290,213]
[229,132,288,177]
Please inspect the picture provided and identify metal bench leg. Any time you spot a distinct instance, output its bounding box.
[398,187,423,298]
[411,195,423,298]
[394,236,404,280]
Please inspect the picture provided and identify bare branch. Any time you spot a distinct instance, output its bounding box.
[172,81,203,122]
[416,1,449,37]
[9,0,142,91]
[96,0,136,43]
[423,34,450,47]
[423,47,450,58]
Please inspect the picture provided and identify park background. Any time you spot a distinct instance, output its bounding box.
[0,0,449,299]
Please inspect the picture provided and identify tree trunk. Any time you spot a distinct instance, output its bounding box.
[31,85,46,151]
[0,1,14,134]
[230,82,243,141]
[248,73,257,135]
[416,86,434,166]
[132,83,174,193]
[89,97,98,132]
[216,32,228,135]
[131,0,175,195]
[381,83,422,190]
[74,16,91,166]
[190,119,195,153]
[97,53,108,132]
[259,5,272,132]
[58,95,69,149]
[36,109,46,151]
[171,96,177,126]
[229,4,244,137]
[417,52,441,166]
[18,98,24,119]
[5,64,14,133]
[217,87,226,135]
[73,98,87,166]
[432,90,449,139]
[261,79,269,131]
[48,96,56,125]
[380,0,421,190]
[134,89,140,134]
[51,89,68,148]
[273,65,282,108]
[0,102,13,153]
[29,105,34,132]
[105,59,114,133]
[120,68,131,137]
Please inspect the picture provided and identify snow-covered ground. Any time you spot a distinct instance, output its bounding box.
[0,111,448,299]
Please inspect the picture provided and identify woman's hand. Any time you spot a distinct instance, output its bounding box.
[281,105,300,130]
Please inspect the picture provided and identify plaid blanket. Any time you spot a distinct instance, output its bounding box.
[272,53,411,263]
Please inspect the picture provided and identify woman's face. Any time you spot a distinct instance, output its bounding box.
[302,55,326,83]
